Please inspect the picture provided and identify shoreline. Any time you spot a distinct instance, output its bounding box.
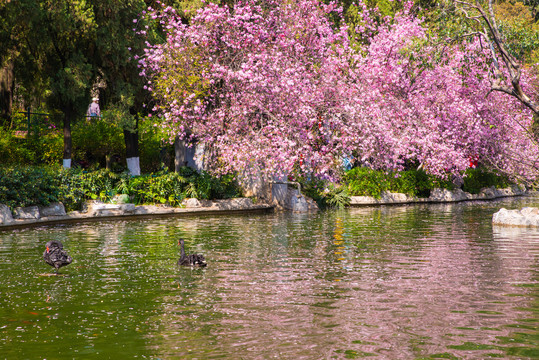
[0,200,274,232]
[349,185,526,206]
[0,185,530,231]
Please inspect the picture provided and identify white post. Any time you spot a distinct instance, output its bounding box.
[126,157,141,176]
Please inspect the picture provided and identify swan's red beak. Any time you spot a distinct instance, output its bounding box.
[46,246,49,253]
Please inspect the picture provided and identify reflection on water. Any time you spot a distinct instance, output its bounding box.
[0,196,537,359]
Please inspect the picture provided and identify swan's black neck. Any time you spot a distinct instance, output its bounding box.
[179,239,186,259]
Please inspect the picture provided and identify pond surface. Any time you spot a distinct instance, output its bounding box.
[0,196,538,359]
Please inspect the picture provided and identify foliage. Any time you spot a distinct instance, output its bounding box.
[140,0,537,184]
[462,167,512,194]
[0,166,60,210]
[0,127,35,165]
[0,164,243,212]
[72,115,126,168]
[138,115,169,173]
[38,132,64,166]
[299,177,351,209]
[345,167,391,198]
[324,184,351,209]
[345,167,455,198]
[495,1,539,65]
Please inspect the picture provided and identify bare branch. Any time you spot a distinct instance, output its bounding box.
[453,0,539,114]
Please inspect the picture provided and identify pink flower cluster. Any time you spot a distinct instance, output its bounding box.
[139,0,538,181]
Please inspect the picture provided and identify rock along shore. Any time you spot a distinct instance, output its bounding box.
[0,185,529,230]
[492,207,539,228]
[350,185,525,206]
[0,198,273,231]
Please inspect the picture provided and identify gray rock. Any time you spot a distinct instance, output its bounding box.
[39,202,66,217]
[212,198,254,210]
[429,188,469,202]
[182,198,213,208]
[272,183,289,209]
[285,188,318,212]
[479,186,497,198]
[13,206,40,219]
[114,194,130,204]
[0,204,13,224]
[119,203,136,214]
[350,185,524,206]
[381,191,415,203]
[492,207,539,227]
[85,202,136,216]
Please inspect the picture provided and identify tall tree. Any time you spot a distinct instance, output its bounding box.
[141,0,538,182]
[454,0,538,114]
[1,0,96,167]
[91,0,207,175]
[91,0,151,175]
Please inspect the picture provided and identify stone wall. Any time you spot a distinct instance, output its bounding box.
[350,185,525,206]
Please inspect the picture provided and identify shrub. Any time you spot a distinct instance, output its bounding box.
[345,167,454,198]
[126,168,242,205]
[462,168,512,194]
[345,167,391,198]
[72,116,125,168]
[138,117,166,173]
[56,167,242,210]
[389,169,440,198]
[0,128,35,165]
[38,132,63,166]
[295,176,350,209]
[0,166,60,209]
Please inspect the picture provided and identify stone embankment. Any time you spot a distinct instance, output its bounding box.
[0,185,529,230]
[0,198,273,230]
[350,185,525,206]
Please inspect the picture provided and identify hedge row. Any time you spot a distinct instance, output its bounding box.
[343,167,512,199]
[0,166,242,212]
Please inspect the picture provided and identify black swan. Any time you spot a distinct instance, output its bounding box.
[178,238,207,267]
[43,240,72,272]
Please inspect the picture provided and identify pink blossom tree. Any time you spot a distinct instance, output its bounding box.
[139,0,538,182]
[347,3,538,179]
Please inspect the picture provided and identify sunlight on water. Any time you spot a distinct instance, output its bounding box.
[0,196,537,359]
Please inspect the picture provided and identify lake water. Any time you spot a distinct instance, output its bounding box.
[0,196,538,359]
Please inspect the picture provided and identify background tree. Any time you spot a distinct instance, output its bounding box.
[90,0,153,175]
[0,0,96,168]
[454,0,538,114]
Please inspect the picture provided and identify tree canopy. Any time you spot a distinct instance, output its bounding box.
[1,0,538,182]
[139,0,538,182]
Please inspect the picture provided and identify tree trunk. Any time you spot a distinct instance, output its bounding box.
[0,61,14,127]
[124,128,140,175]
[62,108,73,168]
[174,136,187,172]
[105,154,112,170]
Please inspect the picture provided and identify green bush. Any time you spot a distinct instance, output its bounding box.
[462,168,512,194]
[345,167,391,198]
[58,168,123,211]
[0,128,35,165]
[58,167,242,211]
[72,116,125,168]
[138,117,166,173]
[295,176,350,209]
[126,168,242,206]
[37,132,63,166]
[0,166,60,209]
[345,167,454,198]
